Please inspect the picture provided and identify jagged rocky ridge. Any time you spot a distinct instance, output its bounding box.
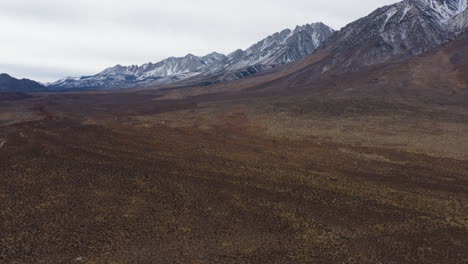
[225,23,334,70]
[48,23,334,90]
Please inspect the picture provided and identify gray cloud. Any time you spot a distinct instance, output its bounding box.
[0,0,400,82]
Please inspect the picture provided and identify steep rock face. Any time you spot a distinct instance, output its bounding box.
[48,23,333,91]
[418,0,467,22]
[448,8,468,34]
[225,23,334,70]
[0,73,47,92]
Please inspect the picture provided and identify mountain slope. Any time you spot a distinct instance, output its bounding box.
[0,73,47,93]
[314,0,468,73]
[48,23,334,91]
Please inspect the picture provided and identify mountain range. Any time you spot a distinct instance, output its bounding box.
[3,0,468,93]
[47,23,334,91]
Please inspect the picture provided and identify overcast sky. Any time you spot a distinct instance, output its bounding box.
[0,0,400,83]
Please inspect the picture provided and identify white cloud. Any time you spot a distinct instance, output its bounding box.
[0,0,400,82]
